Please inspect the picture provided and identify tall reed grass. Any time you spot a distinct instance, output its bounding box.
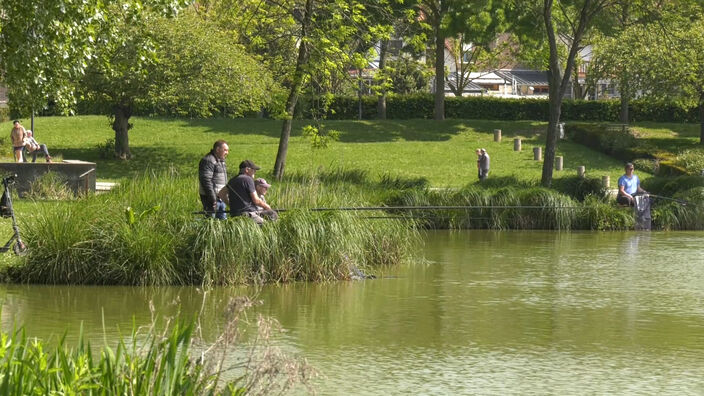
[13,168,418,285]
[386,185,580,230]
[0,296,314,394]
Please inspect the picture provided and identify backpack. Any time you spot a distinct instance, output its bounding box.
[0,189,13,218]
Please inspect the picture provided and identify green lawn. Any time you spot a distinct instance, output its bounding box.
[1,116,649,186]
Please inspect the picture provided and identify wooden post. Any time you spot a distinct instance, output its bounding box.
[513,138,521,151]
[555,156,563,171]
[602,175,610,188]
[533,147,542,161]
[577,166,585,178]
[493,129,502,142]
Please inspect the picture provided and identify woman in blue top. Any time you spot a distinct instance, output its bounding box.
[617,162,646,206]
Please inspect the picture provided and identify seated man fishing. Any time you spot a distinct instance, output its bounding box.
[225,160,274,225]
[617,162,647,206]
[254,178,279,221]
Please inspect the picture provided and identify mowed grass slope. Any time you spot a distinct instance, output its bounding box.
[0,116,646,186]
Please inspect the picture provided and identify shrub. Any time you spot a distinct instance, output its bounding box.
[97,138,116,159]
[565,123,645,160]
[552,176,609,202]
[642,175,704,197]
[674,148,704,175]
[633,158,658,175]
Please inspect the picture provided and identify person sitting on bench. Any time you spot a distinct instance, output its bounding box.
[23,130,52,163]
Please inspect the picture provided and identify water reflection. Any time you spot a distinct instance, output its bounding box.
[2,230,704,394]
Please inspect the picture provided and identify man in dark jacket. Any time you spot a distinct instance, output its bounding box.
[198,140,229,219]
[226,159,273,225]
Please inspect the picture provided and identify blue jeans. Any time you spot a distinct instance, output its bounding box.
[201,195,227,220]
[214,199,227,220]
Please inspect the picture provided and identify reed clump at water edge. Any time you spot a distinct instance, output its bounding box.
[7,169,419,286]
[0,296,315,394]
[383,184,704,231]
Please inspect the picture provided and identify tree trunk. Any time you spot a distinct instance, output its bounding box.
[541,0,595,186]
[377,39,388,120]
[542,72,562,187]
[700,91,704,145]
[619,80,629,124]
[112,105,132,160]
[433,21,445,120]
[358,68,363,120]
[273,0,312,180]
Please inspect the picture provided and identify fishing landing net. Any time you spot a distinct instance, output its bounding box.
[634,195,652,231]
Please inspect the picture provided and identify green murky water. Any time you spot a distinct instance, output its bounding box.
[2,230,704,394]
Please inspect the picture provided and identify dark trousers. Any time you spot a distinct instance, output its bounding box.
[24,144,51,162]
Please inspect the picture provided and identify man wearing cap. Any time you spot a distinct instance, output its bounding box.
[254,178,279,221]
[479,148,490,181]
[198,140,229,219]
[225,160,274,224]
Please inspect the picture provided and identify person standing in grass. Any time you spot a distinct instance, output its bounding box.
[479,148,490,181]
[198,140,229,219]
[226,160,273,225]
[10,120,26,162]
[617,162,647,206]
[475,148,482,180]
[254,178,279,221]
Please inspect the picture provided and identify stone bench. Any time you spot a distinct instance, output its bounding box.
[0,160,96,196]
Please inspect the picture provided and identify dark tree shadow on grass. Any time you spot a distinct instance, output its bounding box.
[59,146,200,180]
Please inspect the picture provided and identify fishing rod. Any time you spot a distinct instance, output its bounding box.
[645,194,689,206]
[193,205,585,216]
[273,205,586,212]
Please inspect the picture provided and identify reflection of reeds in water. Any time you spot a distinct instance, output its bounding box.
[15,169,418,286]
[0,296,315,394]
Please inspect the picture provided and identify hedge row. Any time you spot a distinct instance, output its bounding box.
[32,93,701,123]
[297,94,701,123]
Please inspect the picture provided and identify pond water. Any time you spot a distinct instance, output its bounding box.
[2,230,704,394]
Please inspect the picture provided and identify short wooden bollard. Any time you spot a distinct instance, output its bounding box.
[577,166,586,178]
[494,129,502,142]
[533,147,542,161]
[602,175,610,189]
[555,156,563,171]
[513,138,521,151]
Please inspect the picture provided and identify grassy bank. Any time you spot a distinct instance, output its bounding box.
[5,170,418,285]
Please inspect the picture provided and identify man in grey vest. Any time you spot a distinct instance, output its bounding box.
[198,140,229,219]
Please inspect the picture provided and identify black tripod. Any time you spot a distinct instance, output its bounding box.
[0,175,27,255]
